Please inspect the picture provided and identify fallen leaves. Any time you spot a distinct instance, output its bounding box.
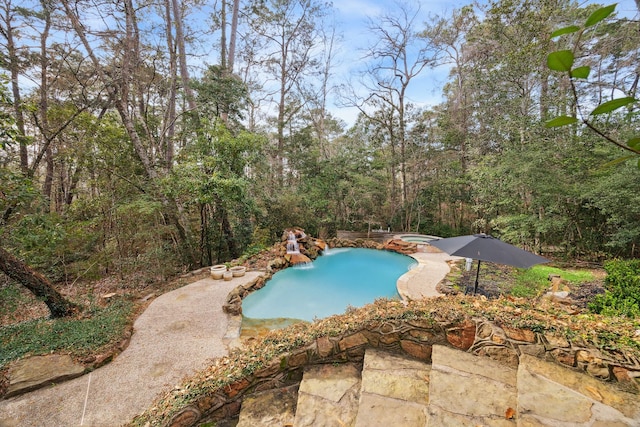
[505,407,516,419]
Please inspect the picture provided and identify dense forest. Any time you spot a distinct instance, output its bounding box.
[0,0,639,296]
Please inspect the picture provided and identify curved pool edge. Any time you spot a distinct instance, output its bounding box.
[396,255,424,301]
[241,247,414,322]
[226,250,446,345]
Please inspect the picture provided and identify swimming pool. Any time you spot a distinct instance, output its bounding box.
[241,248,417,322]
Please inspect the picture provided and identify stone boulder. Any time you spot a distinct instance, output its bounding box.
[315,239,328,251]
[5,354,85,398]
[383,239,417,255]
[286,253,312,265]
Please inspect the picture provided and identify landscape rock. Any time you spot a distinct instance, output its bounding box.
[382,239,417,254]
[286,252,312,265]
[445,320,476,350]
[429,345,517,426]
[5,354,85,398]
[168,407,201,427]
[355,349,430,427]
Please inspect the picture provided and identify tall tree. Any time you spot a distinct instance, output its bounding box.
[171,0,197,113]
[303,24,341,159]
[0,0,30,172]
[60,0,197,266]
[0,76,79,318]
[342,1,436,230]
[163,0,178,170]
[458,0,599,250]
[248,0,328,185]
[421,6,478,172]
[227,0,240,72]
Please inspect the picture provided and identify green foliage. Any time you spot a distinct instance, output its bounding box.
[0,74,20,149]
[591,97,636,116]
[0,300,134,369]
[584,4,616,27]
[192,65,249,123]
[549,25,580,38]
[546,49,574,72]
[583,162,640,253]
[589,260,640,318]
[107,198,180,278]
[165,123,265,264]
[0,170,39,218]
[0,283,28,318]
[545,115,578,127]
[8,213,68,278]
[546,4,640,159]
[508,283,538,298]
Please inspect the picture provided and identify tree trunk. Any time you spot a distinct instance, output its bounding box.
[227,0,240,72]
[163,0,177,171]
[220,0,227,69]
[3,5,28,173]
[171,0,197,112]
[0,246,79,318]
[220,203,239,259]
[40,2,53,207]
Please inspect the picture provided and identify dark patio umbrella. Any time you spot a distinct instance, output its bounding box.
[428,234,549,295]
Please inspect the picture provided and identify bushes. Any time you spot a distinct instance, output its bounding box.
[589,260,640,318]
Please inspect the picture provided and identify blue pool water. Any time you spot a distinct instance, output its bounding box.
[242,248,417,322]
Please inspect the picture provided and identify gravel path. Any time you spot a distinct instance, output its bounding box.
[0,272,263,427]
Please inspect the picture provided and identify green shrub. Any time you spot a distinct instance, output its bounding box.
[589,259,640,318]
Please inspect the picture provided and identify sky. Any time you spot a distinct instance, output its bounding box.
[14,0,638,131]
[327,0,639,127]
[329,0,472,126]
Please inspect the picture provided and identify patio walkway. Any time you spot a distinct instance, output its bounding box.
[0,272,264,427]
[397,251,462,300]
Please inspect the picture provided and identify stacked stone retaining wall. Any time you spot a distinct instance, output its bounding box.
[163,314,640,427]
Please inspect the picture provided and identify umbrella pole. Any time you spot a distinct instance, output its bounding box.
[474,260,481,295]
